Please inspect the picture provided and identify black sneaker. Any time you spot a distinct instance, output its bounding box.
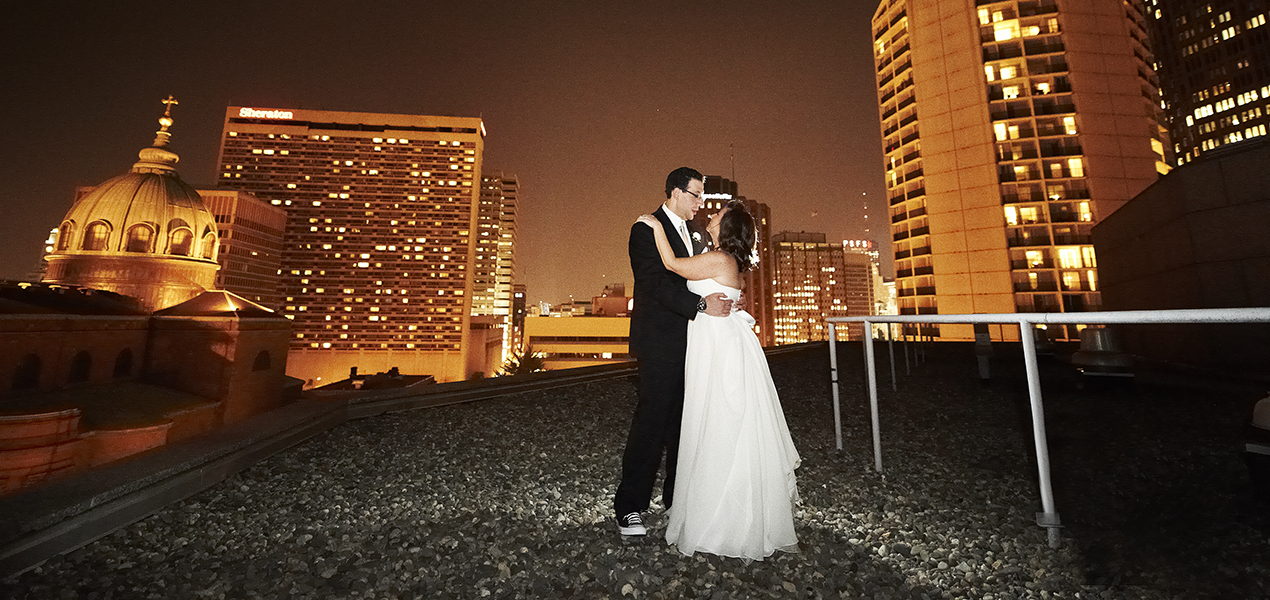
[617,512,646,536]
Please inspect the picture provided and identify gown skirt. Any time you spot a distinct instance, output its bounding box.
[664,278,801,561]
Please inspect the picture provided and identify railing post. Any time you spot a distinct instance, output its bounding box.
[829,323,843,452]
[887,323,897,392]
[1019,320,1062,548]
[903,324,911,375]
[863,320,883,472]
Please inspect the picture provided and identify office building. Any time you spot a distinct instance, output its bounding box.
[872,0,1169,340]
[215,106,487,384]
[522,315,630,370]
[198,190,286,310]
[772,232,861,343]
[1145,0,1270,164]
[843,239,886,316]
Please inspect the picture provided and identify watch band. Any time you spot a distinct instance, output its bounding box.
[697,297,707,312]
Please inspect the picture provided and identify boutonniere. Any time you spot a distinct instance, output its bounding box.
[692,232,703,243]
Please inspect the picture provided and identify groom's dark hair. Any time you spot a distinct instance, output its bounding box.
[718,200,757,273]
[665,167,704,199]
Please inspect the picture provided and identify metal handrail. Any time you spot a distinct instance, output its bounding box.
[826,307,1270,548]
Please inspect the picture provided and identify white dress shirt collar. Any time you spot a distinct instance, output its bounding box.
[661,204,693,255]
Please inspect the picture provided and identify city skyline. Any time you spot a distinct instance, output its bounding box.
[0,1,889,307]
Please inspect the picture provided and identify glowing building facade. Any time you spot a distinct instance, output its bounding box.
[473,172,518,360]
[215,107,486,384]
[872,0,1169,340]
[772,232,859,343]
[1146,0,1270,164]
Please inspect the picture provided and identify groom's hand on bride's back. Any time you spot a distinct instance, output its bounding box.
[702,293,732,317]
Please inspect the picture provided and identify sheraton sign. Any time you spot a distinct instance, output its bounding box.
[238,107,294,119]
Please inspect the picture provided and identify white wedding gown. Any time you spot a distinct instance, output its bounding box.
[665,278,801,561]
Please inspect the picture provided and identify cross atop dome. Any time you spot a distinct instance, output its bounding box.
[161,95,178,117]
[152,94,177,148]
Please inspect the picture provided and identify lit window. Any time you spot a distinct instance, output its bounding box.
[1004,206,1019,226]
[1081,247,1097,268]
[1062,271,1081,290]
[1067,158,1084,177]
[1063,117,1077,134]
[1058,248,1082,269]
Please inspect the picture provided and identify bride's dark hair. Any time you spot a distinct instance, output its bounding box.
[717,200,756,273]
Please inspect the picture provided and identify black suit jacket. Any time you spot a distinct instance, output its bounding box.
[628,206,705,362]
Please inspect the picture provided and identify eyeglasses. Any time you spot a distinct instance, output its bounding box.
[681,188,702,199]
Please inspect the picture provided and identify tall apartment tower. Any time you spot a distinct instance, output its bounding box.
[1145,0,1270,164]
[771,232,860,343]
[872,0,1169,340]
[696,175,775,347]
[215,106,486,384]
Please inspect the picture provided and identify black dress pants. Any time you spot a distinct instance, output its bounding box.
[614,356,685,516]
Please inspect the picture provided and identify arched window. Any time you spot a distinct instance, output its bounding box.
[82,221,111,251]
[125,224,154,253]
[252,350,271,371]
[201,230,217,260]
[68,351,92,383]
[57,221,75,251]
[113,348,133,378]
[168,228,193,256]
[12,354,40,390]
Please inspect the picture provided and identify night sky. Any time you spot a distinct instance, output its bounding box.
[0,0,887,306]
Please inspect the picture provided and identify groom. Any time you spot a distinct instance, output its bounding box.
[615,166,732,536]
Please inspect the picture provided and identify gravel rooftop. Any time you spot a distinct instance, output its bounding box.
[2,344,1267,599]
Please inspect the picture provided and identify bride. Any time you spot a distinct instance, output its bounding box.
[636,200,800,561]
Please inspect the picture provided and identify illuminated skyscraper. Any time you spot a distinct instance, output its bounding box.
[474,171,518,361]
[873,0,1169,340]
[772,232,860,343]
[843,239,885,316]
[215,106,486,384]
[1145,0,1270,164]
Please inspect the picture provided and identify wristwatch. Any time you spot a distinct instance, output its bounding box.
[697,297,707,312]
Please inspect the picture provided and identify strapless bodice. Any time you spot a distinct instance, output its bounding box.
[687,278,740,301]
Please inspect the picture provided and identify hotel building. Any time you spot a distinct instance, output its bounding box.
[872,0,1169,340]
[215,107,487,384]
[1145,0,1270,164]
